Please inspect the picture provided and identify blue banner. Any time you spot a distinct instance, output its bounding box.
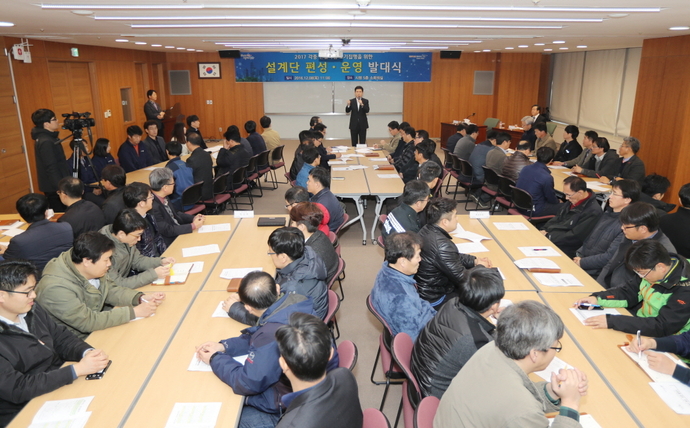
[234,52,431,82]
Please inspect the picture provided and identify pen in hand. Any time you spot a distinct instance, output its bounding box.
[637,330,642,359]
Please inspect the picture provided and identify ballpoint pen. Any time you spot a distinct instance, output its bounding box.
[637,330,642,359]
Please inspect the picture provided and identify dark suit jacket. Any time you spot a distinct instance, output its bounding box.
[580,149,619,179]
[660,207,690,259]
[143,136,167,164]
[186,147,214,200]
[3,220,73,272]
[102,187,127,225]
[618,155,645,183]
[151,196,195,247]
[533,114,547,125]
[59,199,106,240]
[345,98,369,130]
[143,100,162,130]
[554,139,583,162]
[216,146,251,189]
[186,128,207,149]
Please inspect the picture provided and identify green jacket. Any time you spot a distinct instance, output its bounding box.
[99,225,162,289]
[36,250,143,339]
[592,255,690,337]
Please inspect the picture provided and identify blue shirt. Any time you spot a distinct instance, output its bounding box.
[296,163,315,189]
[515,162,559,215]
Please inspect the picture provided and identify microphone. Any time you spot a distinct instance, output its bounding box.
[464,112,476,120]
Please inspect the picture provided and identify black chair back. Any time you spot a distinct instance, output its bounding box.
[441,148,453,169]
[482,166,500,187]
[498,174,515,199]
[450,154,463,174]
[232,166,248,187]
[459,158,474,178]
[270,145,285,166]
[213,172,230,194]
[246,155,258,176]
[256,150,270,171]
[181,181,204,206]
[510,186,535,212]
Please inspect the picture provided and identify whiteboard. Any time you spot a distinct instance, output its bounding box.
[264,82,403,114]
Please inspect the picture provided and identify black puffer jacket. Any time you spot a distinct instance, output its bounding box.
[410,297,495,399]
[576,209,625,277]
[543,190,603,258]
[415,224,476,303]
[32,127,70,193]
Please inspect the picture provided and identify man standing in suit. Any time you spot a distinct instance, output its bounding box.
[345,86,369,147]
[144,89,165,133]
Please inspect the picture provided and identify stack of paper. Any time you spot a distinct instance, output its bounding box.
[547,165,569,170]
[327,160,348,165]
[0,220,23,230]
[494,222,529,230]
[519,246,561,257]
[533,273,583,287]
[153,262,204,285]
[569,307,620,324]
[220,267,263,279]
[165,402,222,428]
[28,397,93,428]
[212,301,230,318]
[514,258,560,269]
[377,174,400,179]
[455,242,490,253]
[181,244,220,258]
[453,230,491,243]
[198,224,231,233]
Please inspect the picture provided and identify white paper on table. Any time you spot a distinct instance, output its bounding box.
[212,301,230,318]
[355,149,373,153]
[348,165,368,170]
[450,224,465,234]
[519,246,561,257]
[2,228,25,237]
[496,267,507,280]
[188,354,213,372]
[569,307,620,324]
[0,241,8,248]
[377,174,400,179]
[549,414,602,428]
[455,242,490,253]
[328,160,348,165]
[143,167,157,171]
[547,165,569,170]
[469,211,490,219]
[621,346,687,384]
[533,273,583,287]
[368,157,390,162]
[514,258,560,269]
[0,220,23,230]
[233,210,254,218]
[453,230,491,243]
[28,412,91,428]
[164,402,222,428]
[198,223,232,233]
[332,167,352,171]
[211,152,218,160]
[181,244,220,258]
[494,222,529,230]
[204,145,222,153]
[341,154,364,158]
[31,397,94,425]
[586,183,609,192]
[153,261,201,285]
[649,382,690,414]
[534,356,572,381]
[220,267,263,280]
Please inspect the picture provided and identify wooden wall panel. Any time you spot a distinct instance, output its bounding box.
[631,34,690,205]
[495,53,543,127]
[164,52,264,140]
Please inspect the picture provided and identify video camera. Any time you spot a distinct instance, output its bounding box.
[62,112,95,132]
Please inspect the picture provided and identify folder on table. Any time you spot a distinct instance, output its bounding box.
[257,217,286,227]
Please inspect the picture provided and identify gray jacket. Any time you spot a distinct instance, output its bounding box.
[99,225,163,289]
[576,210,625,277]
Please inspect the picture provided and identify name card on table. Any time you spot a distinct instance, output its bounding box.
[469,211,490,219]
[233,210,254,219]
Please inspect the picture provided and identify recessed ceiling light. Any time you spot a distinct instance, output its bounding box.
[553,41,566,44]
[187,48,195,51]
[165,46,175,49]
[176,47,185,50]
[474,50,481,53]
[534,43,545,46]
[151,44,162,47]
[505,47,514,50]
[608,13,629,18]
[544,49,553,51]
[669,26,690,31]
[115,39,129,42]
[559,47,569,50]
[0,21,14,27]
[134,41,147,45]
[71,10,92,15]
[577,45,587,48]
[482,49,491,52]
[518,45,528,48]
[196,50,203,52]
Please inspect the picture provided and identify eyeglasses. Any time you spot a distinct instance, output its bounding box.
[563,192,576,199]
[608,191,623,198]
[165,182,175,186]
[267,251,276,255]
[549,340,563,353]
[6,287,36,296]
[622,225,639,231]
[147,195,155,200]
[635,268,653,280]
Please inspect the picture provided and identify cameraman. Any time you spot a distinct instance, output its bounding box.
[31,109,70,212]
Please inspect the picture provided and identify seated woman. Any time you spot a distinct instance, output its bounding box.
[91,138,116,180]
[289,202,339,283]
[170,122,189,155]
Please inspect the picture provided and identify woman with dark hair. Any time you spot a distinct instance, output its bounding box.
[91,138,116,179]
[170,122,189,155]
[289,202,339,283]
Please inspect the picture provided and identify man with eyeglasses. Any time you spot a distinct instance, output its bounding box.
[596,202,675,290]
[149,167,205,247]
[576,240,690,337]
[123,182,167,258]
[540,176,603,258]
[0,261,110,426]
[31,108,71,212]
[574,180,640,277]
[435,301,589,428]
[598,136,646,185]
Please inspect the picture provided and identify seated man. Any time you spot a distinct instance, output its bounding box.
[101,165,128,224]
[100,209,172,289]
[470,132,507,207]
[274,312,362,428]
[196,271,337,428]
[185,115,207,149]
[117,125,154,173]
[597,202,675,290]
[185,132,214,200]
[382,180,430,239]
[374,120,402,155]
[142,120,168,164]
[1,194,72,273]
[392,125,416,171]
[599,136,645,184]
[260,115,281,151]
[553,125,583,163]
[640,173,675,216]
[149,167,205,247]
[485,131,512,175]
[417,161,442,194]
[519,116,536,150]
[411,267,504,399]
[435,301,588,428]
[541,176,602,258]
[416,198,491,308]
[296,146,320,189]
[36,231,164,338]
[57,177,106,240]
[452,124,478,161]
[572,137,619,179]
[577,240,690,337]
[245,120,267,156]
[502,142,532,182]
[289,202,339,283]
[308,167,344,233]
[533,122,558,152]
[575,179,640,277]
[554,129,598,168]
[289,131,315,181]
[0,261,110,426]
[285,186,330,236]
[123,182,167,258]
[629,323,690,386]
[216,126,251,190]
[371,232,436,340]
[516,146,561,216]
[445,123,466,155]
[313,126,339,170]
[164,142,195,211]
[659,182,690,258]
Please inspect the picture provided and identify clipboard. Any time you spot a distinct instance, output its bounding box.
[364,153,380,157]
[227,278,242,292]
[375,165,396,170]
